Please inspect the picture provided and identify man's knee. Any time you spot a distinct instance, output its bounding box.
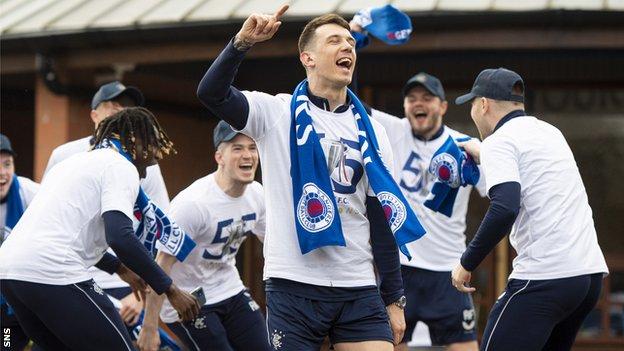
[447,340,479,351]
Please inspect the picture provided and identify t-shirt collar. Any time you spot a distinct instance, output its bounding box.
[494,110,526,132]
[307,87,351,113]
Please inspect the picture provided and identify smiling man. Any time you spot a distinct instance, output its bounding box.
[369,73,486,351]
[138,120,269,351]
[195,5,427,351]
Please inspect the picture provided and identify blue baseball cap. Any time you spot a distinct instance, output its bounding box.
[0,134,16,157]
[213,120,239,148]
[403,72,445,100]
[455,68,524,105]
[91,81,145,110]
[358,4,412,46]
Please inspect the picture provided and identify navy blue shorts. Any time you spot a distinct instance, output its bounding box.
[1,279,135,351]
[401,266,477,345]
[266,288,392,350]
[167,290,270,351]
[481,273,602,351]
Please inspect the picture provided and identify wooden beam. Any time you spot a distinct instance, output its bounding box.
[3,27,623,74]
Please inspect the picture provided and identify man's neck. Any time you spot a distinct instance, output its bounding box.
[414,122,444,141]
[308,76,348,112]
[214,170,246,198]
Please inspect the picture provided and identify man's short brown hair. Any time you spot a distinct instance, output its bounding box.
[298,14,350,53]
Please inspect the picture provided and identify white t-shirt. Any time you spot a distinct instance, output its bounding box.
[481,116,608,280]
[44,136,170,289]
[372,110,486,271]
[1,176,40,242]
[160,174,265,323]
[0,149,140,285]
[240,91,394,287]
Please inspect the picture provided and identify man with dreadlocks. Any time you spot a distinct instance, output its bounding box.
[43,81,171,330]
[0,107,200,351]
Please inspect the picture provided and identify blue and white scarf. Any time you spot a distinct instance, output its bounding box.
[3,174,23,239]
[290,80,426,259]
[94,139,195,261]
[352,4,412,47]
[1,174,25,316]
[424,136,480,217]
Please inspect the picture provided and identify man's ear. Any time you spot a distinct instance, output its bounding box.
[300,51,315,70]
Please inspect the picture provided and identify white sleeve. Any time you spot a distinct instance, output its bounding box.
[100,162,140,220]
[370,108,404,141]
[43,148,62,179]
[17,177,40,207]
[252,187,266,243]
[474,164,488,197]
[481,134,521,194]
[239,91,289,140]
[141,165,170,210]
[168,199,208,241]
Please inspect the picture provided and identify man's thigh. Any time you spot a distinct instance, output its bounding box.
[266,291,330,351]
[2,279,134,351]
[222,290,271,351]
[168,308,233,351]
[329,294,393,345]
[481,276,594,351]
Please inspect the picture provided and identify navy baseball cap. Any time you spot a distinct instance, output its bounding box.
[0,133,16,157]
[455,68,524,105]
[213,120,239,148]
[91,81,145,110]
[402,72,445,100]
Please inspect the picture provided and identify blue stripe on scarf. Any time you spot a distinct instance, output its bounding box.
[93,139,196,261]
[1,174,24,315]
[424,136,480,217]
[290,80,425,259]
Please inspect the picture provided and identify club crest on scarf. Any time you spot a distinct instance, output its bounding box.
[378,191,407,232]
[429,152,461,188]
[296,183,336,233]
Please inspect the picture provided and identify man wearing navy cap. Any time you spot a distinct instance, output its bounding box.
[368,72,485,351]
[452,68,608,350]
[42,81,170,335]
[139,120,270,351]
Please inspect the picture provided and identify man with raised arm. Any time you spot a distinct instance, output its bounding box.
[196,5,427,351]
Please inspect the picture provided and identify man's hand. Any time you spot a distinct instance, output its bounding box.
[119,293,143,326]
[386,304,406,345]
[137,326,160,351]
[117,263,147,302]
[451,264,477,293]
[457,138,482,164]
[234,4,289,50]
[165,284,201,322]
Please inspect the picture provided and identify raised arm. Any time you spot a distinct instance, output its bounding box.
[196,5,288,130]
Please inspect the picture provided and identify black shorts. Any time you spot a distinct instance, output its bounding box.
[481,273,602,351]
[401,266,477,345]
[1,279,135,351]
[167,290,270,351]
[266,289,392,350]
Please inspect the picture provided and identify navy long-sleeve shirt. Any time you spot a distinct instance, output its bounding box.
[461,182,521,271]
[197,39,403,304]
[102,210,172,295]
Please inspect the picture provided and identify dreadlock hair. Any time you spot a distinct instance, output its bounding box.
[92,107,176,160]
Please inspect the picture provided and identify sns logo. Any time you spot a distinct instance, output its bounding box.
[297,183,335,232]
